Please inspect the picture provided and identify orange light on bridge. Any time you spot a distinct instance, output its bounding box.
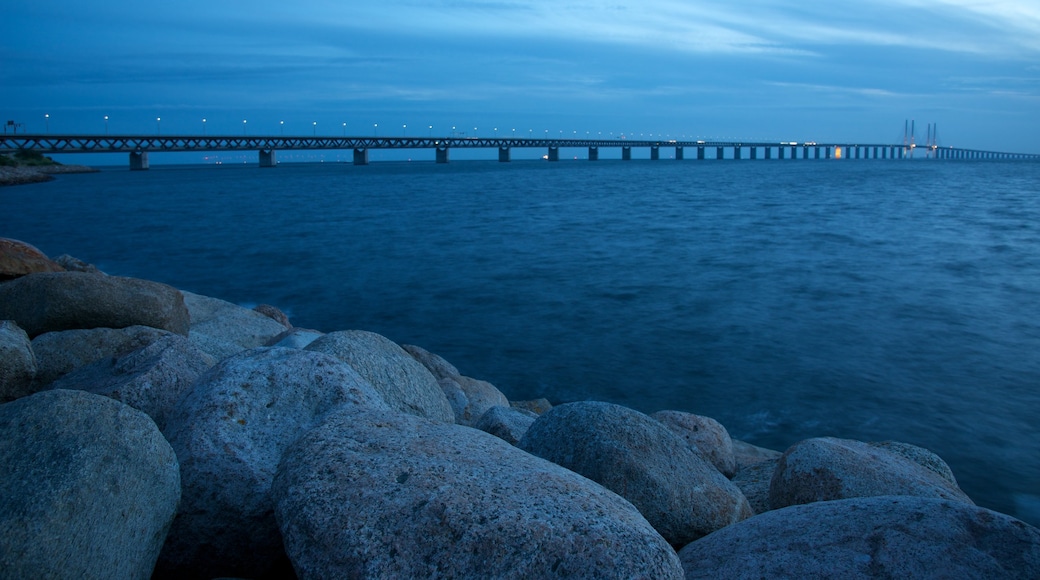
[835,146,842,159]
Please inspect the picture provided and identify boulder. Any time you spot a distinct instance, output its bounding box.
[31,325,173,387]
[305,330,454,423]
[401,343,461,380]
[519,401,752,546]
[272,407,685,580]
[870,440,959,485]
[156,347,389,580]
[474,404,538,444]
[0,390,180,580]
[732,438,783,470]
[53,253,102,274]
[438,374,510,426]
[0,271,189,338]
[49,334,217,431]
[652,410,738,477]
[678,495,1040,579]
[731,457,779,514]
[253,303,291,328]
[0,321,36,402]
[511,397,553,415]
[265,327,325,349]
[0,238,64,280]
[769,437,974,509]
[181,291,288,358]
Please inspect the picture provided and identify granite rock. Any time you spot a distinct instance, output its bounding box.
[519,401,752,546]
[769,436,974,509]
[0,320,36,402]
[438,374,510,426]
[0,390,180,580]
[0,238,64,280]
[652,410,738,478]
[474,404,538,445]
[31,325,174,387]
[272,407,684,579]
[401,343,461,380]
[181,291,288,359]
[678,495,1040,579]
[306,330,454,423]
[156,347,389,579]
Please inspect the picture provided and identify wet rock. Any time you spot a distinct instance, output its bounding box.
[0,390,180,580]
[156,347,389,579]
[0,321,36,403]
[31,325,173,387]
[519,401,752,546]
[732,457,779,514]
[652,410,738,477]
[272,407,684,580]
[49,334,216,431]
[678,495,1040,579]
[769,436,974,509]
[53,253,102,274]
[305,330,454,423]
[474,404,538,444]
[438,374,510,426]
[0,238,63,280]
[0,271,189,338]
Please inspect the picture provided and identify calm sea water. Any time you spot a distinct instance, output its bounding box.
[3,158,1039,525]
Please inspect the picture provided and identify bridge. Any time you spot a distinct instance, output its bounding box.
[1,134,1037,170]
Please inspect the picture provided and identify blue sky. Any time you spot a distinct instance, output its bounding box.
[4,1,1039,153]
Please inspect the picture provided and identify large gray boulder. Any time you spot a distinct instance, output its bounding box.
[0,389,180,580]
[732,457,779,514]
[678,495,1040,579]
[519,401,752,546]
[305,330,454,423]
[769,437,973,509]
[732,438,783,470]
[31,325,173,387]
[0,320,36,402]
[652,410,738,478]
[438,375,510,426]
[156,347,390,579]
[49,334,216,431]
[474,404,538,445]
[401,343,460,380]
[0,271,189,338]
[272,407,684,580]
[181,291,288,359]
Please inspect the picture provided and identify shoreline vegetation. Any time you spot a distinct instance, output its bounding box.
[0,151,98,186]
[2,240,1039,577]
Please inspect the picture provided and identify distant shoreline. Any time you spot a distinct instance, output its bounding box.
[0,164,99,187]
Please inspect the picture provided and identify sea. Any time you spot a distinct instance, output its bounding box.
[2,156,1038,526]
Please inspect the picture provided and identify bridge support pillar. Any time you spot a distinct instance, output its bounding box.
[259,149,277,167]
[622,146,632,161]
[436,146,449,164]
[650,146,660,160]
[547,146,559,162]
[802,147,809,159]
[129,151,149,170]
[716,147,724,160]
[765,147,772,160]
[697,146,705,160]
[733,146,741,160]
[814,147,820,159]
[353,148,369,165]
[588,146,599,161]
[750,147,757,160]
[778,147,785,160]
[790,146,798,159]
[498,147,511,162]
[675,146,683,160]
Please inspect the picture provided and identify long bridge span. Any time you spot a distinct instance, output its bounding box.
[2,134,1037,169]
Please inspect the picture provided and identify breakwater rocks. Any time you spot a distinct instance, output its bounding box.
[2,237,1039,579]
[0,164,99,186]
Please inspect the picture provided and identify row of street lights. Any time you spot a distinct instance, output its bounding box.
[41,114,683,140]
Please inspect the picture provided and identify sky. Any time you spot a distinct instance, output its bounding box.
[3,1,1040,154]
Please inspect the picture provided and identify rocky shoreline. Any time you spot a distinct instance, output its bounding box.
[1,237,1038,578]
[0,164,99,186]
